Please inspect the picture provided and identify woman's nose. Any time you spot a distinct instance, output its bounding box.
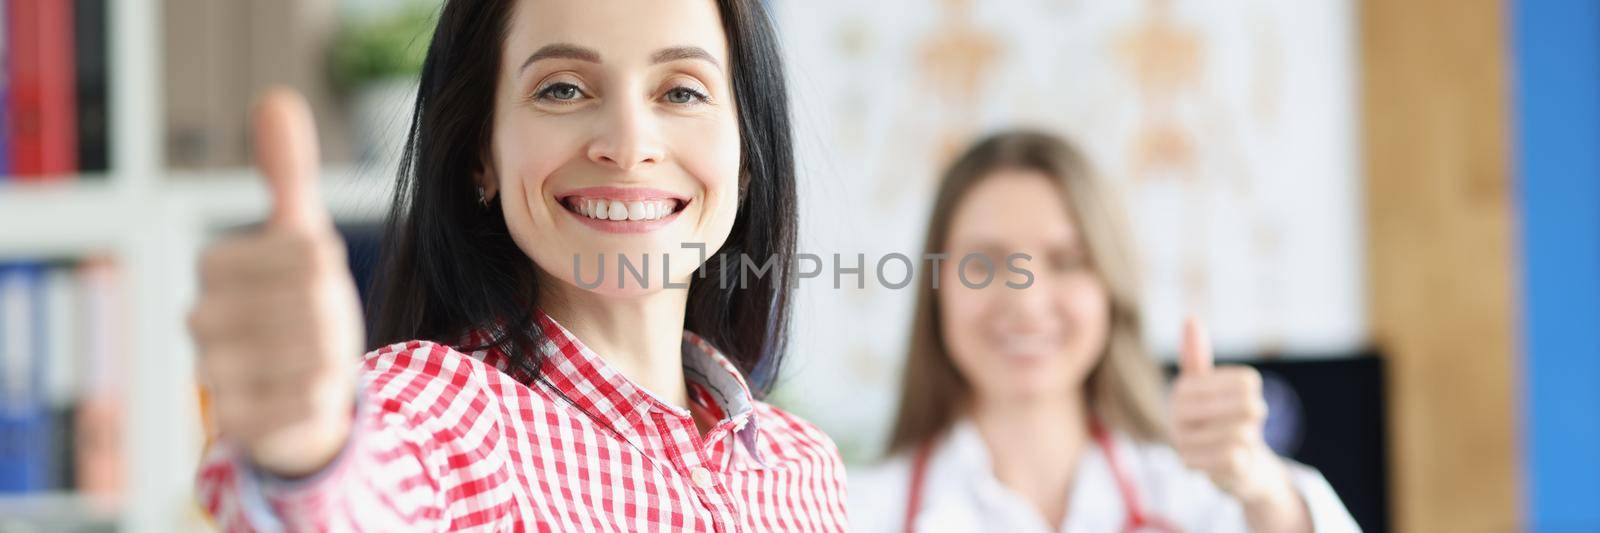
[586,100,665,172]
[992,274,1056,328]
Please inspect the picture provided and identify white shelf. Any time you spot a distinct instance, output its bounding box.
[0,182,137,258]
[165,166,396,228]
[0,169,393,258]
[3,3,172,527]
[0,492,120,529]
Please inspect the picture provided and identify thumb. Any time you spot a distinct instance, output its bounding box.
[1180,315,1214,375]
[254,87,328,231]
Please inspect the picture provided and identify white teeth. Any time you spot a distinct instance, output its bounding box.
[570,197,677,221]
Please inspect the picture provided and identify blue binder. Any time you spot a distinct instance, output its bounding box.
[0,264,48,492]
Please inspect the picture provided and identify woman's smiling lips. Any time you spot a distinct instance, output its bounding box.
[557,186,692,234]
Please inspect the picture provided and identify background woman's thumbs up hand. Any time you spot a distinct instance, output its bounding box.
[1168,318,1301,510]
[187,88,365,478]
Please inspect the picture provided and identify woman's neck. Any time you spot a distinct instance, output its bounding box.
[542,284,691,411]
[967,393,1091,528]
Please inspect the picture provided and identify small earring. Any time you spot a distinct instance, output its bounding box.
[477,185,489,206]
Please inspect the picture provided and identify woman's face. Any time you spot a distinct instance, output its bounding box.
[489,0,741,296]
[938,170,1111,404]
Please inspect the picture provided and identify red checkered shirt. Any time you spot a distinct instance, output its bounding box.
[195,312,850,532]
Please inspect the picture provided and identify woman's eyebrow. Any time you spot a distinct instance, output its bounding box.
[651,46,722,71]
[520,43,602,73]
[519,44,723,74]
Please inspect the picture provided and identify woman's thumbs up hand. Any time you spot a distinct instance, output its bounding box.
[1168,318,1302,513]
[188,88,365,477]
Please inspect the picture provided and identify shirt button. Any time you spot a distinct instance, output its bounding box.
[690,467,714,489]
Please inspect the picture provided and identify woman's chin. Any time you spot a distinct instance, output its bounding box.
[580,286,670,299]
[974,361,1083,402]
[979,381,1077,405]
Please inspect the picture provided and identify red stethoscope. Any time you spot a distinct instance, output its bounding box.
[903,418,1182,533]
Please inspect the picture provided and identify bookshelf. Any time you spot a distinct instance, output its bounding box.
[0,1,394,531]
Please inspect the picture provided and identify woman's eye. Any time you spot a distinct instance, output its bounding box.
[1051,252,1088,273]
[664,87,708,105]
[961,254,995,280]
[536,82,584,102]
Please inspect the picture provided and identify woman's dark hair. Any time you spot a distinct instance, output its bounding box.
[367,0,797,397]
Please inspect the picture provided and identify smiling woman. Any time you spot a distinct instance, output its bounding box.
[188,0,845,531]
[851,131,1356,533]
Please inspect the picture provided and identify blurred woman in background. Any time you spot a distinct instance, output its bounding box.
[851,131,1357,532]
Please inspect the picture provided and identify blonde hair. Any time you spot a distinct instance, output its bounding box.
[886,130,1167,455]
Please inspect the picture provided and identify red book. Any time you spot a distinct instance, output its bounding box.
[5,0,77,180]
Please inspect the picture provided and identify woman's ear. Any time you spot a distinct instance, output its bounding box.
[476,169,499,202]
[476,145,499,202]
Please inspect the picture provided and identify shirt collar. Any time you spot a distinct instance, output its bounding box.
[680,329,765,461]
[932,417,1127,532]
[521,310,765,459]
